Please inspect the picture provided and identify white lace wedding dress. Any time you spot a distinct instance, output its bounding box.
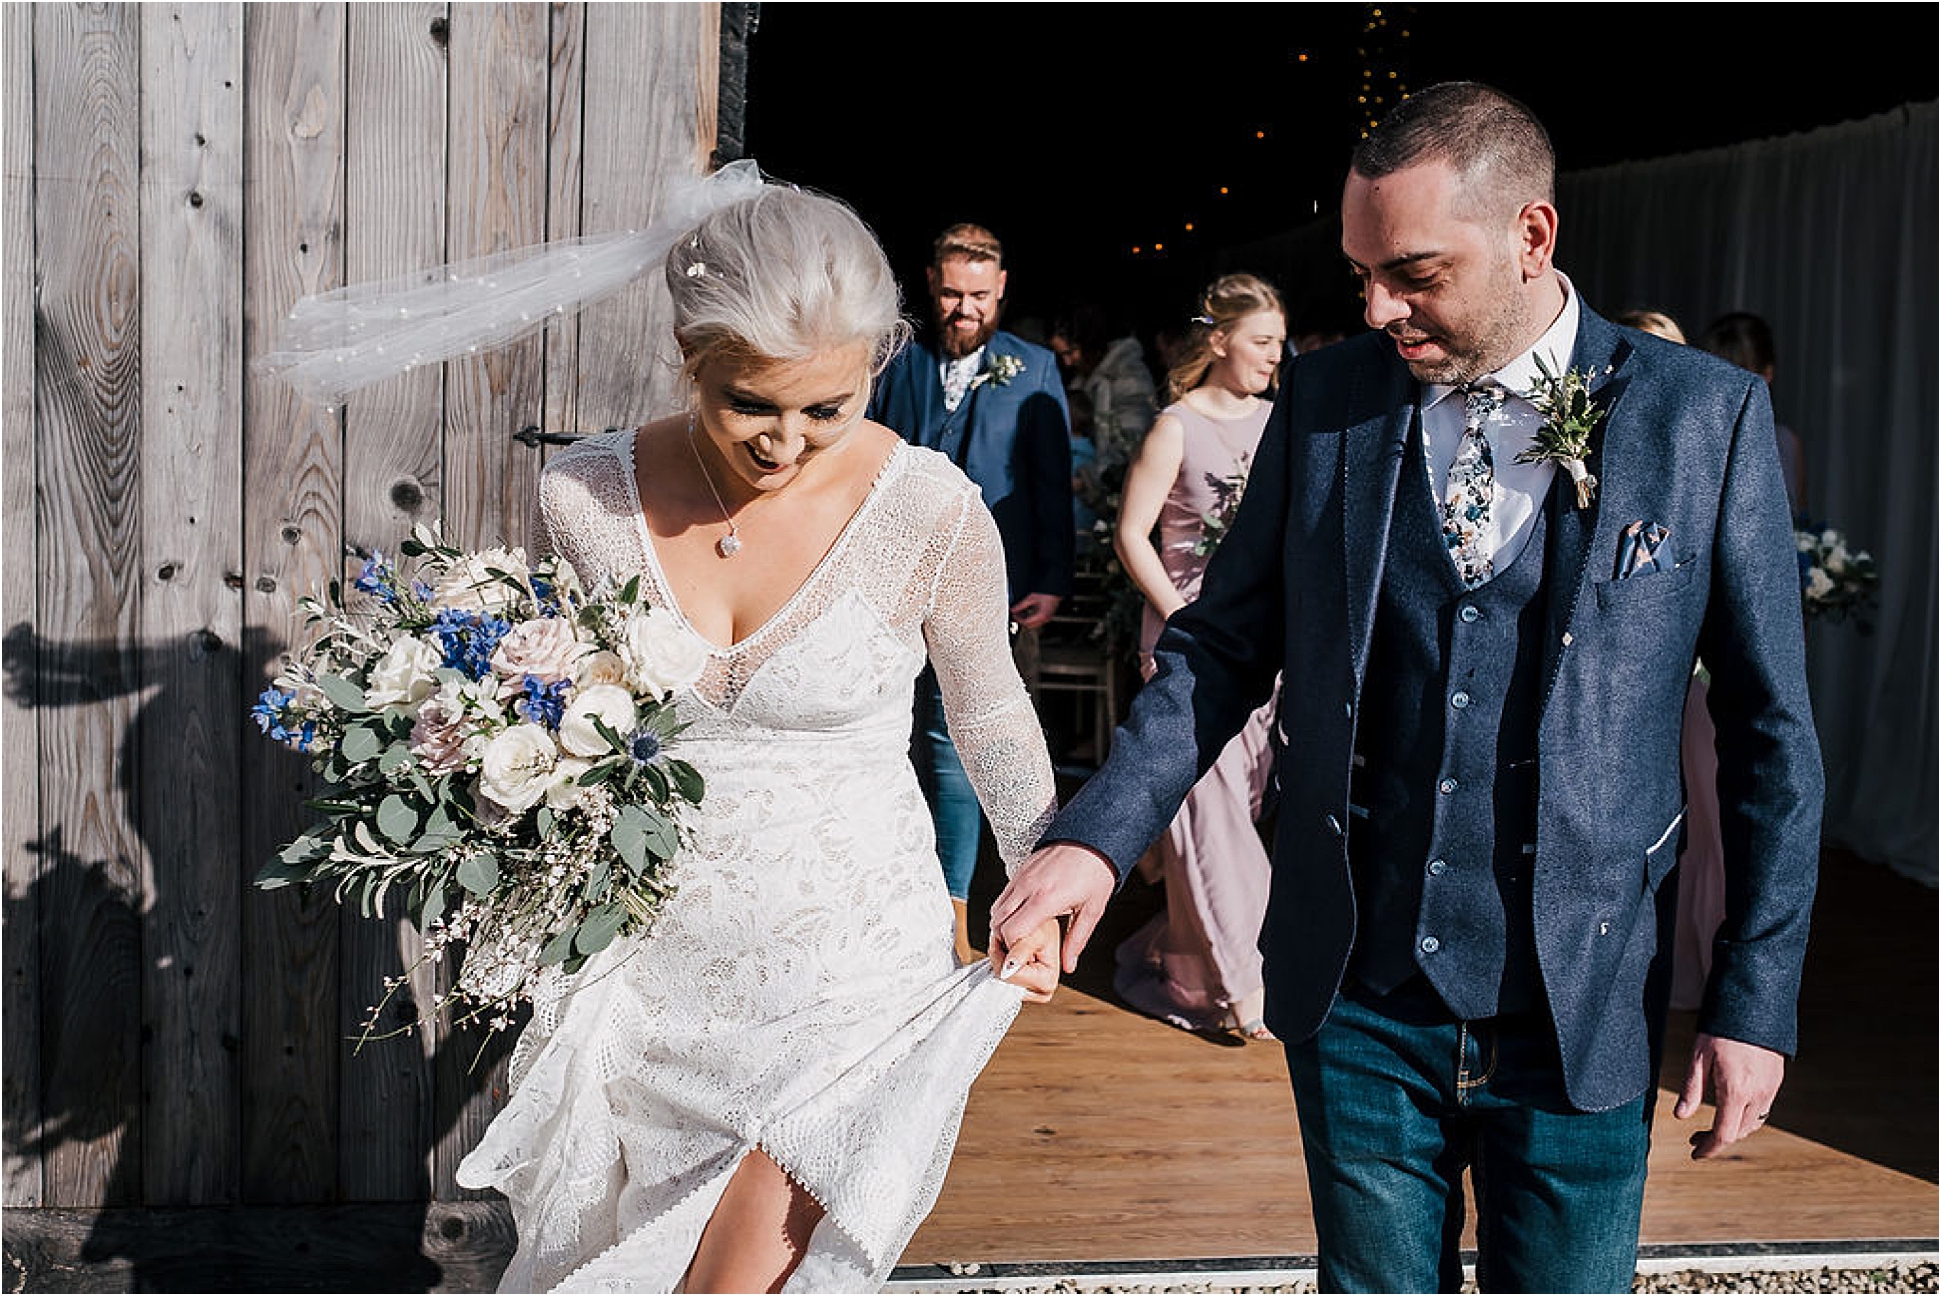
[455,430,1058,1293]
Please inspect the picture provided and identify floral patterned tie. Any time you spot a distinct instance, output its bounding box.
[941,355,979,412]
[1441,382,1506,587]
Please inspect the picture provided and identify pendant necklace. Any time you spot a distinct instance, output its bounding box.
[687,412,743,558]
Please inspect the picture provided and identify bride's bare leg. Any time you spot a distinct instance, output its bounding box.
[681,1148,826,1294]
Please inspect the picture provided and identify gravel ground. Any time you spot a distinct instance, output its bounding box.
[913,1259,1938,1294]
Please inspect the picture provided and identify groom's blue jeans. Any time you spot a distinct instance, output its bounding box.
[912,665,983,901]
[1285,977,1650,1293]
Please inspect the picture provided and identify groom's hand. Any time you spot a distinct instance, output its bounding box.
[988,843,1117,975]
[1675,1032,1786,1160]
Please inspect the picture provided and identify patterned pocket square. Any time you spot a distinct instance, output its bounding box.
[1614,520,1670,578]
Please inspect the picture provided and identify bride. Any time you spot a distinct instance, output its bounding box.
[271,172,1066,1293]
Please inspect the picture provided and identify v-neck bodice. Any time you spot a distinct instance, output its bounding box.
[620,431,907,656]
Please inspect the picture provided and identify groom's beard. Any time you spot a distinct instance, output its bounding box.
[936,311,999,359]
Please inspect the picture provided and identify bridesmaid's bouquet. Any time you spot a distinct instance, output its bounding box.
[1795,521,1881,631]
[252,524,708,1044]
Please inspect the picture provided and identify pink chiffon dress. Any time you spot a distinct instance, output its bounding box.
[1113,400,1279,1034]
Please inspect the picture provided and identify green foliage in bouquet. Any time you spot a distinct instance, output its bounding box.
[252,524,708,1048]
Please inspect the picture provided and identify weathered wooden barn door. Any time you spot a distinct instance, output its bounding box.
[3,2,738,1232]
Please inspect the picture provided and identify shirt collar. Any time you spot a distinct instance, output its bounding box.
[1424,272,1579,409]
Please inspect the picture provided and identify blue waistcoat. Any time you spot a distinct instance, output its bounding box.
[1347,459,1555,1020]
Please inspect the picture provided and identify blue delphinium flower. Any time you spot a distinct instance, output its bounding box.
[628,730,663,766]
[531,574,562,617]
[433,609,512,681]
[252,687,315,750]
[517,675,570,729]
[354,552,400,604]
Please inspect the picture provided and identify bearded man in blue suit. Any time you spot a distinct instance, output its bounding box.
[990,83,1821,1292]
[869,222,1074,962]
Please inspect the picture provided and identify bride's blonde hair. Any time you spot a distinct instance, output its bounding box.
[667,186,911,384]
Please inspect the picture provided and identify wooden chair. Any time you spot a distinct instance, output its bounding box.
[1029,549,1124,774]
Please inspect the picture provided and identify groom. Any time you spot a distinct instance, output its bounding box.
[991,82,1821,1292]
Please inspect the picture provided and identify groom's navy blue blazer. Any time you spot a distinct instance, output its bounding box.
[870,330,1075,602]
[1050,304,1823,1113]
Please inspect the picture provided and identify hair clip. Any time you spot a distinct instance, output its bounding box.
[1191,314,1216,326]
[685,262,707,278]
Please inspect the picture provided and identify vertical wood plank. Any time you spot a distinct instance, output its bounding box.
[339,0,448,1202]
[573,2,717,430]
[137,1,245,1207]
[31,0,146,1209]
[432,0,549,1200]
[239,0,346,1204]
[2,0,43,1212]
[442,2,547,553]
[539,1,585,448]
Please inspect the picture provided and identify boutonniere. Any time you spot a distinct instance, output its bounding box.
[1515,355,1610,508]
[970,352,1025,391]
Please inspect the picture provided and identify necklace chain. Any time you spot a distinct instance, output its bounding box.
[687,412,743,559]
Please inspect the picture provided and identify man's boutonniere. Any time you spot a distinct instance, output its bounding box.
[970,352,1025,392]
[1515,355,1611,508]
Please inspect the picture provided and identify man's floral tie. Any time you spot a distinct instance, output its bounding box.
[1441,382,1505,587]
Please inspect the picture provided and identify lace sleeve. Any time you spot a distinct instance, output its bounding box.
[525,470,557,564]
[923,491,1059,873]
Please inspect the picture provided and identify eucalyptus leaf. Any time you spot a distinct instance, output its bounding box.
[255,856,311,889]
[574,903,627,956]
[340,723,384,764]
[378,741,413,775]
[456,852,500,896]
[377,794,420,845]
[421,879,447,929]
[612,803,677,871]
[539,927,578,966]
[318,672,369,713]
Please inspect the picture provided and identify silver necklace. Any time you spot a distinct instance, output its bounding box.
[686,412,743,558]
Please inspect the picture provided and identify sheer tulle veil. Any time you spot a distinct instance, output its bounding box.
[254,159,769,407]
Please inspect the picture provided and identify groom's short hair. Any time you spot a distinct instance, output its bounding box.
[1352,81,1555,218]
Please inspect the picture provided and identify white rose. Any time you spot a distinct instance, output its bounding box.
[618,607,708,698]
[477,723,559,814]
[545,756,594,810]
[1805,567,1836,602]
[557,683,638,758]
[572,649,628,689]
[364,634,442,710]
[435,546,530,613]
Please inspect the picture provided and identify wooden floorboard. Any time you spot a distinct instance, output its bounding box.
[906,847,1938,1266]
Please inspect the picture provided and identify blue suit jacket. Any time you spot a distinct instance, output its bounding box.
[1050,304,1823,1112]
[870,330,1075,602]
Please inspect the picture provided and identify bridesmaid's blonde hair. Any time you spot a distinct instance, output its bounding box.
[666,185,912,383]
[1165,273,1285,405]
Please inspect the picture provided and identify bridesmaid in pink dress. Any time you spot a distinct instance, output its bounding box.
[1110,273,1287,1039]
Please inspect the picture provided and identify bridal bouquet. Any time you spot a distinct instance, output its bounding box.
[1795,521,1880,630]
[252,524,708,1044]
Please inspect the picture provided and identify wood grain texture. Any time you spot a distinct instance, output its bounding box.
[432,0,550,1200]
[238,0,347,1205]
[572,2,713,431]
[30,0,147,1211]
[3,0,44,1212]
[339,0,448,1203]
[136,1,246,1207]
[441,1,547,554]
[538,1,585,449]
